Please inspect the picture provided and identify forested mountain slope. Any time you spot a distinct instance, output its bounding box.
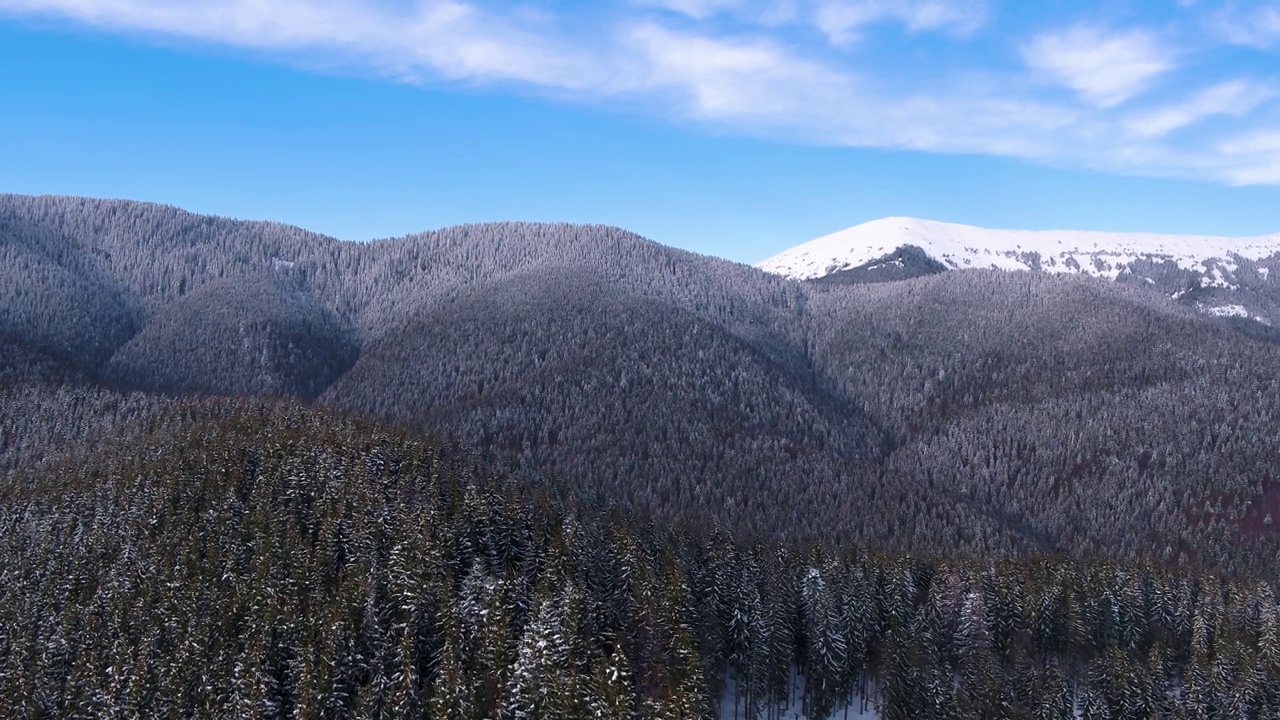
[806,273,1280,570]
[322,266,882,539]
[4,392,1278,719]
[4,194,1280,577]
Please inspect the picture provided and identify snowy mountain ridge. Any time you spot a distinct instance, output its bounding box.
[758,217,1280,330]
[758,217,1280,285]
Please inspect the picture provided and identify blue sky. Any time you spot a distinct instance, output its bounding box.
[1,1,1279,263]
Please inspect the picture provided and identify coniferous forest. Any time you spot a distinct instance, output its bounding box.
[4,194,1280,717]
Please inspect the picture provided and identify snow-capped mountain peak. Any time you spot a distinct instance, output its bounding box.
[758,217,1280,285]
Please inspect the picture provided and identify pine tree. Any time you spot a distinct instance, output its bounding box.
[586,641,634,720]
[429,605,476,720]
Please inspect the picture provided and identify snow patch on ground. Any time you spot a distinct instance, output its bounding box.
[863,258,904,270]
[758,217,1280,282]
[719,669,880,720]
[1204,304,1250,318]
[1197,303,1271,324]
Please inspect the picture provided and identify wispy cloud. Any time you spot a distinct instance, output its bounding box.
[813,0,988,45]
[639,0,749,20]
[1208,3,1280,50]
[1125,80,1276,138]
[1,0,1279,185]
[0,0,600,87]
[1023,25,1175,108]
[638,0,988,44]
[623,23,853,120]
[1218,131,1280,185]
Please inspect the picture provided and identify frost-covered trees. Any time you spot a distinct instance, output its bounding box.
[3,392,1280,719]
[6,195,1280,717]
[6,194,1280,573]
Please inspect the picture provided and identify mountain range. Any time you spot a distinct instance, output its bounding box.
[760,216,1280,335]
[4,193,1280,575]
[5,194,1280,718]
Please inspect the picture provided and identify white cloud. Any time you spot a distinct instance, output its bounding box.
[1023,25,1175,107]
[623,23,854,120]
[1218,131,1280,184]
[1,0,1279,186]
[639,0,746,19]
[636,0,986,43]
[617,22,1072,157]
[813,0,987,44]
[0,0,600,88]
[1125,79,1277,137]
[1209,4,1280,49]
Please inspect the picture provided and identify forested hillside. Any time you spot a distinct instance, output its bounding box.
[4,194,1280,580]
[804,272,1280,572]
[6,194,1280,717]
[4,392,1278,719]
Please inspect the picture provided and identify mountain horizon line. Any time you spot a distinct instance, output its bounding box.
[8,192,1278,269]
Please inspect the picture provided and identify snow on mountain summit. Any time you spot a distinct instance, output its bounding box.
[758,217,1280,285]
